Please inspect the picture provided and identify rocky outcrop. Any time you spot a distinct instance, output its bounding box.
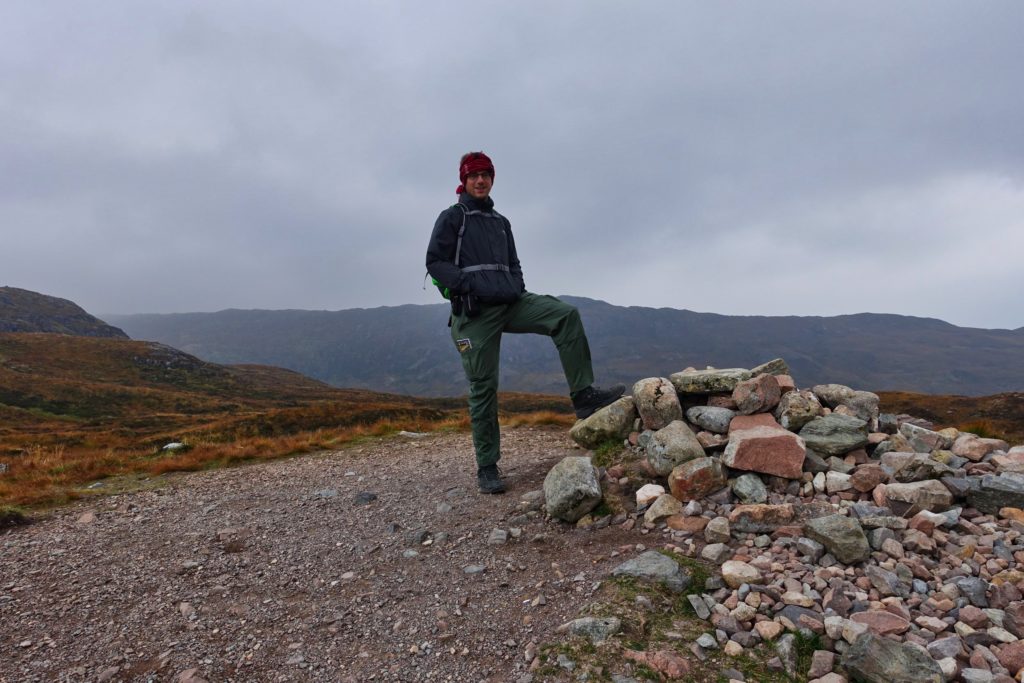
[0,286,128,338]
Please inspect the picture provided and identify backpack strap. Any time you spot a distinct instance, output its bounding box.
[453,203,468,267]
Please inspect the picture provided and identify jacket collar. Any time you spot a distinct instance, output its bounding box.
[458,193,494,212]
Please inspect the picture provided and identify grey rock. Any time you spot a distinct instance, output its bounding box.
[543,456,603,523]
[865,565,910,598]
[874,433,915,457]
[685,405,735,434]
[966,474,1024,514]
[751,358,790,376]
[463,564,486,574]
[803,515,871,564]
[696,633,718,649]
[487,528,508,545]
[646,420,705,476]
[644,494,683,525]
[812,383,856,408]
[569,396,637,449]
[687,594,711,619]
[893,454,955,482]
[898,422,954,452]
[559,616,622,644]
[840,633,943,683]
[953,576,990,608]
[849,502,892,518]
[405,528,431,545]
[858,516,907,530]
[961,669,995,683]
[925,635,962,660]
[799,414,869,456]
[867,527,895,550]
[611,550,691,592]
[827,456,855,474]
[884,480,954,512]
[354,491,378,505]
[942,476,975,498]
[732,473,768,504]
[701,543,732,564]
[845,390,881,426]
[796,537,825,562]
[803,449,830,473]
[670,368,752,394]
[632,377,683,431]
[775,633,798,677]
[775,390,824,432]
[704,516,731,543]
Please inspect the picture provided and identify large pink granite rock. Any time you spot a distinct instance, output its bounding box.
[723,417,806,479]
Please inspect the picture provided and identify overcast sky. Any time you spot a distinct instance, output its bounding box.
[2,2,1022,329]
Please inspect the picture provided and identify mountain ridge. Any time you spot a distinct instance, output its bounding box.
[1,286,127,338]
[108,296,1024,397]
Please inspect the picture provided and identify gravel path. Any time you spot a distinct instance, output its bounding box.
[1,426,635,683]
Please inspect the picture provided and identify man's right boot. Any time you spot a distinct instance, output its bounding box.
[477,464,506,494]
[571,384,626,419]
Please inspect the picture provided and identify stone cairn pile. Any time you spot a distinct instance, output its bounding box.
[539,358,1024,683]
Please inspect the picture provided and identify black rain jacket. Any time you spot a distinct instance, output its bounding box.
[425,193,526,305]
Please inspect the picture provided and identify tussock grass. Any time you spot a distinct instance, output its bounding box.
[0,332,580,508]
[0,409,569,507]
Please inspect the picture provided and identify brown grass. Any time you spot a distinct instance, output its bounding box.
[0,409,569,507]
[0,333,577,508]
[877,391,1024,444]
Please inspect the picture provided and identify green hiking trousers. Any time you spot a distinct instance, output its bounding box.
[450,292,594,468]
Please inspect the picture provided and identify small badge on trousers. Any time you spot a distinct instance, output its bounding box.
[455,338,472,353]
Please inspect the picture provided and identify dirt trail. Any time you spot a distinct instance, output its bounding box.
[1,426,639,683]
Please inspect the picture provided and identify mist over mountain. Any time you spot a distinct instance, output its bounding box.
[108,297,1024,397]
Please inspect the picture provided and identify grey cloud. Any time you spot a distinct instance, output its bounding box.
[1,1,1022,327]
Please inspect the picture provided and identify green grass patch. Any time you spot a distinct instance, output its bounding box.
[793,629,823,677]
[593,439,625,468]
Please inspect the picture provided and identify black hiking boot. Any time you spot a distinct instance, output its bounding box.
[477,464,506,494]
[572,384,626,419]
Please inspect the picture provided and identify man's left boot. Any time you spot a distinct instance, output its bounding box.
[571,384,626,419]
[477,464,506,494]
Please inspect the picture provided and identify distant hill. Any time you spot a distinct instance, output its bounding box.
[109,297,1024,396]
[0,286,128,338]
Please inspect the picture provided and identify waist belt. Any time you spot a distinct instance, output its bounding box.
[461,264,510,273]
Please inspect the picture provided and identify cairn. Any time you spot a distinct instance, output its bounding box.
[543,358,1024,682]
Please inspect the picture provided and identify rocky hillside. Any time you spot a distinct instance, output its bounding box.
[533,357,1024,681]
[0,286,127,338]
[108,298,1024,396]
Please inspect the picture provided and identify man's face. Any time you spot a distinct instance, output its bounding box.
[464,171,493,199]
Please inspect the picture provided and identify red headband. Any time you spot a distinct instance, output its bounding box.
[456,152,494,194]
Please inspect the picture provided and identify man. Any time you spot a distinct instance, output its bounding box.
[426,151,625,494]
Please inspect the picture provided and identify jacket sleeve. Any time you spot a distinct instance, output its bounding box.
[505,219,526,293]
[425,208,468,294]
